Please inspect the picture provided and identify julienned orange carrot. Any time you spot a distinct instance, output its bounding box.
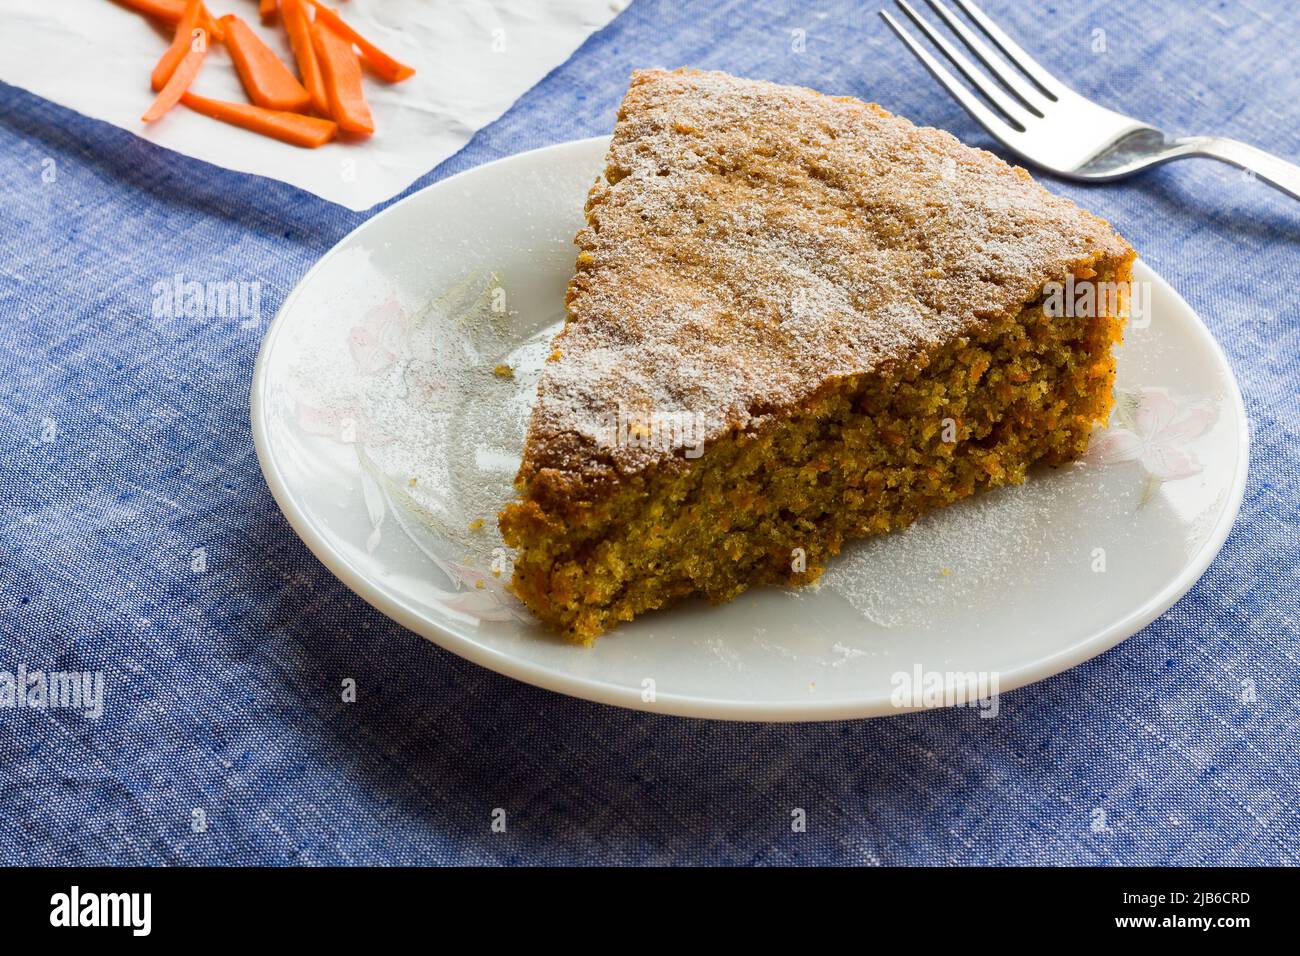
[142,41,206,122]
[180,92,338,147]
[199,0,223,38]
[311,18,374,136]
[150,0,205,91]
[220,14,311,112]
[259,0,277,23]
[113,0,224,42]
[114,0,182,17]
[281,0,328,116]
[307,1,415,83]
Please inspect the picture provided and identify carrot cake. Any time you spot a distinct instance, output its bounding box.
[499,68,1134,643]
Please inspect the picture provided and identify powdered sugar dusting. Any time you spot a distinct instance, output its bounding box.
[820,458,1143,629]
[520,68,1130,484]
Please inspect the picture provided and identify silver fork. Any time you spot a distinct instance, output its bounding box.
[882,0,1300,200]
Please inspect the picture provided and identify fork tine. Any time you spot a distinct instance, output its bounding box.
[893,0,1034,131]
[880,9,1025,141]
[923,0,1049,116]
[949,0,1069,101]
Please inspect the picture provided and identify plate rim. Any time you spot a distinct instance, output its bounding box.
[250,135,1250,722]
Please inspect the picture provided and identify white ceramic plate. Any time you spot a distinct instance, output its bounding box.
[251,136,1248,721]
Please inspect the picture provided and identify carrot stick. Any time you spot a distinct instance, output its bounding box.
[281,0,328,116]
[112,0,224,42]
[307,1,415,83]
[197,3,223,41]
[180,92,338,147]
[201,2,223,38]
[142,40,206,122]
[220,14,311,112]
[114,0,184,18]
[311,18,374,136]
[259,0,278,23]
[150,0,204,91]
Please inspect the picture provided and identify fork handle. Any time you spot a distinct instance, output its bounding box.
[1174,136,1300,201]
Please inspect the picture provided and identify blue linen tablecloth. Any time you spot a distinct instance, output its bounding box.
[1,0,1298,866]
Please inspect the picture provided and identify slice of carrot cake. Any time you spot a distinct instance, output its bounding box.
[499,68,1134,643]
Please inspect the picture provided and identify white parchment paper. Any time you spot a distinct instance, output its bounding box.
[0,0,623,209]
